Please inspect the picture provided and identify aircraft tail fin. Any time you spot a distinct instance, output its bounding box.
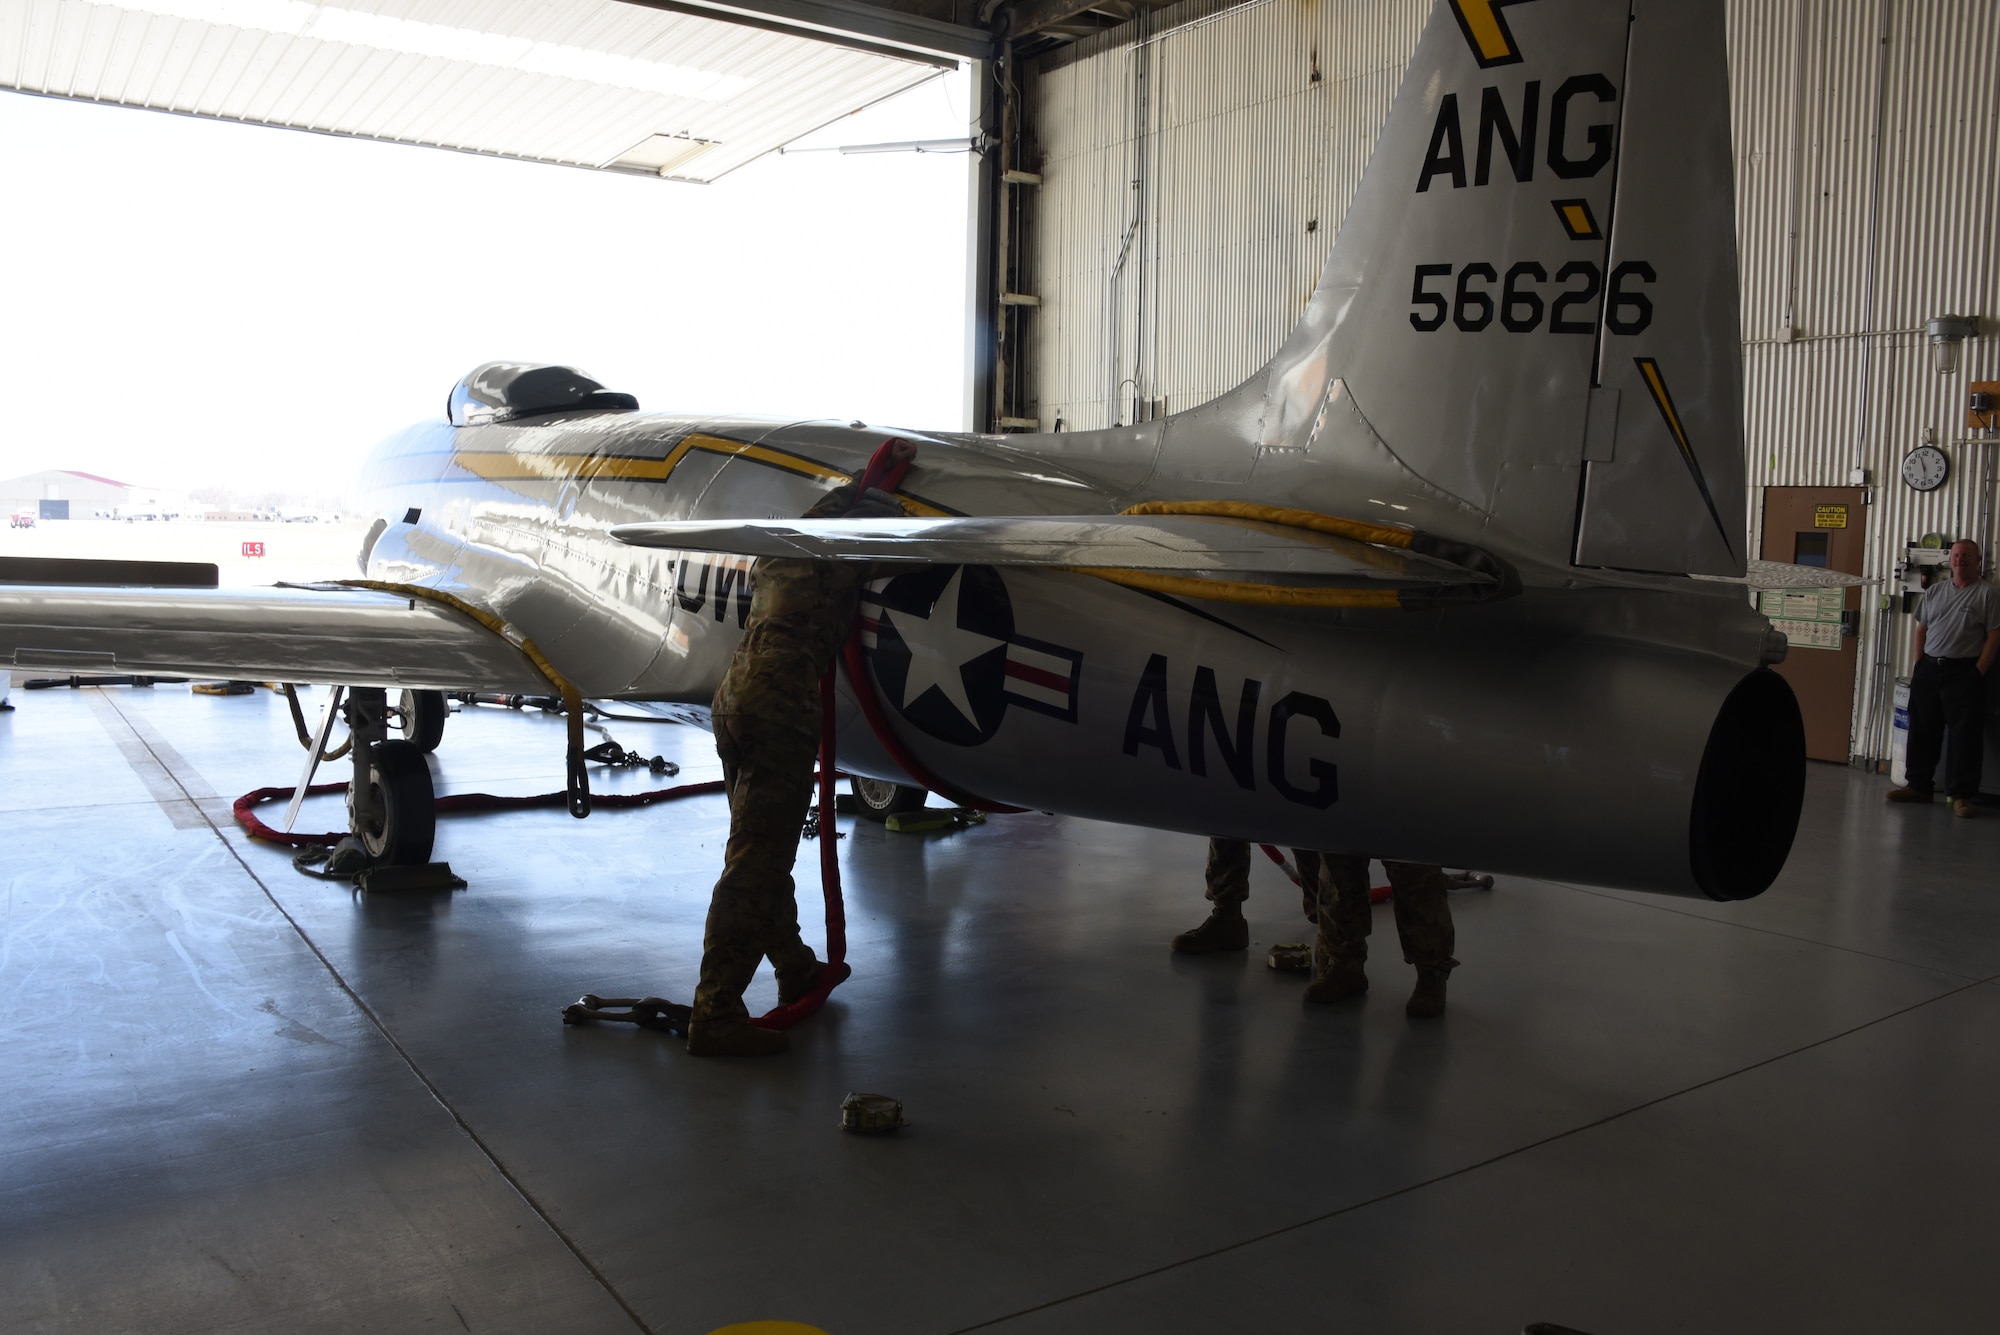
[1242,0,1744,576]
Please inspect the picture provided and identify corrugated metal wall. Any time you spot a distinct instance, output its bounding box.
[1033,0,1430,427]
[1027,0,1999,759]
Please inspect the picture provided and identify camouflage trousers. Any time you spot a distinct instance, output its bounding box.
[691,713,822,1025]
[1204,837,1321,920]
[1315,855,1457,976]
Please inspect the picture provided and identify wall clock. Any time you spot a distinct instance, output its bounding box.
[1902,445,1950,491]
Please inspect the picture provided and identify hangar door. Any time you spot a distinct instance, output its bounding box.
[1761,487,1865,762]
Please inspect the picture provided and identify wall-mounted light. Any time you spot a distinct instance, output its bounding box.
[1926,315,1980,374]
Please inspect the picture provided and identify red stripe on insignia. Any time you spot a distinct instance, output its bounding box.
[1005,661,1068,692]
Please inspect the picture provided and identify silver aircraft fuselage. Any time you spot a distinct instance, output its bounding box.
[1,0,1799,904]
[354,408,1792,902]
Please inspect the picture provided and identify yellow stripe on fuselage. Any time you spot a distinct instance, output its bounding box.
[446,433,951,516]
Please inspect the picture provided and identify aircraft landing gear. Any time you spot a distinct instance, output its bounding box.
[394,688,447,753]
[849,775,927,822]
[345,687,437,866]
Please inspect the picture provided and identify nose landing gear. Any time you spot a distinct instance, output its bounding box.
[342,687,437,867]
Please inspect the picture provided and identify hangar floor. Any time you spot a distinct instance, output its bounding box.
[4,683,1996,1335]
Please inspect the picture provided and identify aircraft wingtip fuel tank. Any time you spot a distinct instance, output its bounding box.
[0,0,1806,901]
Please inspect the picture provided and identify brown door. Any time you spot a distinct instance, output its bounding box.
[1760,487,1865,761]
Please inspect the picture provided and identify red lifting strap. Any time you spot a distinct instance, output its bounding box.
[749,669,848,1029]
[855,436,917,496]
[234,779,729,847]
[1259,843,1392,904]
[748,437,912,1029]
[755,435,1032,1029]
[836,438,1026,814]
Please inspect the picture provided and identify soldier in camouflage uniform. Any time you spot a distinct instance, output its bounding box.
[1172,837,1320,952]
[1307,855,1456,1017]
[688,482,903,1057]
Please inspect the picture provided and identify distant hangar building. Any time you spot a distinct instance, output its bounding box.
[0,468,142,520]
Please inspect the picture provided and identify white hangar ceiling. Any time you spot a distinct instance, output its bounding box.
[0,0,981,182]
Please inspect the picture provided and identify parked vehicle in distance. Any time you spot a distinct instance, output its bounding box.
[9,509,35,529]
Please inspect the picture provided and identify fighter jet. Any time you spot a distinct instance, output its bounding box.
[0,0,1816,902]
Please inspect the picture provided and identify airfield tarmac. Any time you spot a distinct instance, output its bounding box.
[3,676,1997,1334]
[0,516,366,586]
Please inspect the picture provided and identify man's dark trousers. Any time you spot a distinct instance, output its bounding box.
[1906,656,1989,799]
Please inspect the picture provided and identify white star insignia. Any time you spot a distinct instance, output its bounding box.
[887,567,1005,727]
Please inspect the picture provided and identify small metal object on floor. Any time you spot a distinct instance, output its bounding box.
[801,808,844,841]
[840,1092,904,1134]
[580,739,677,775]
[1267,943,1312,972]
[1448,871,1495,891]
[561,994,692,1035]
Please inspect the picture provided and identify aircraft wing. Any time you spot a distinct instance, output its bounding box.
[1694,561,1872,589]
[0,583,552,693]
[609,514,1487,586]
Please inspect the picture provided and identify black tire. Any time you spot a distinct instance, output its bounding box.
[396,689,447,752]
[849,776,928,822]
[351,739,436,865]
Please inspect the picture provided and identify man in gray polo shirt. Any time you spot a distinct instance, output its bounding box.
[1888,539,2000,816]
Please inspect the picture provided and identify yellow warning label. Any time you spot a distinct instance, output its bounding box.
[1814,504,1849,529]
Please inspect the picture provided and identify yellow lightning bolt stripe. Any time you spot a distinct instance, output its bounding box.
[1449,0,1536,66]
[1453,0,1513,60]
[1634,357,1736,556]
[447,434,951,516]
[1637,359,1692,458]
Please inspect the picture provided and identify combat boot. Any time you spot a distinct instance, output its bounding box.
[1885,786,1933,803]
[1303,962,1367,1004]
[1172,902,1248,954]
[1405,968,1448,1018]
[776,959,852,1006]
[686,1018,789,1057]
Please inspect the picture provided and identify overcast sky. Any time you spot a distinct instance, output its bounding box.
[0,67,973,503]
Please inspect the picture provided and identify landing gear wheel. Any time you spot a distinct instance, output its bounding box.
[350,739,436,865]
[396,689,447,752]
[849,776,927,822]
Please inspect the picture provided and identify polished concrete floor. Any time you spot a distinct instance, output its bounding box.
[4,683,1997,1335]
